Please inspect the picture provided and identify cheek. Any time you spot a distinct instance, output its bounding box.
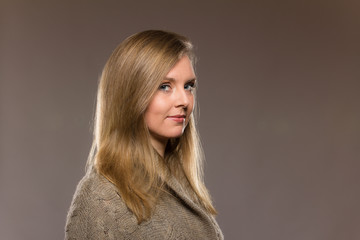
[185,97,195,124]
[144,97,168,124]
[147,99,166,115]
[188,96,195,113]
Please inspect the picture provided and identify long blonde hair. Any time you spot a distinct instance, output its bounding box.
[88,30,216,223]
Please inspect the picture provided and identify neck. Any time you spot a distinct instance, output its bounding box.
[149,134,168,158]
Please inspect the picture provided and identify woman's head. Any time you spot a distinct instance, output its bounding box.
[95,30,195,155]
[91,30,215,223]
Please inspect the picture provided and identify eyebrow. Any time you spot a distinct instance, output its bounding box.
[163,77,197,82]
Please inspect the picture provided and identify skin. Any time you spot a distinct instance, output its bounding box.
[145,55,196,157]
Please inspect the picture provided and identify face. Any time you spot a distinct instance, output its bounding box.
[145,55,196,146]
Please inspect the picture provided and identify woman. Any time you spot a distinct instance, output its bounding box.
[65,30,223,239]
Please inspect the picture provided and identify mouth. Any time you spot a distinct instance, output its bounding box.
[167,115,186,123]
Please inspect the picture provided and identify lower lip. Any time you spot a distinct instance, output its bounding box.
[168,117,185,123]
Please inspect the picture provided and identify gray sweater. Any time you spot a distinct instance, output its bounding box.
[65,169,224,239]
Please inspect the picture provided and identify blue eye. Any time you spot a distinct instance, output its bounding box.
[184,82,196,91]
[159,84,171,91]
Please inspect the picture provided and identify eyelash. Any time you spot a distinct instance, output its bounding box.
[159,84,171,91]
[185,82,196,91]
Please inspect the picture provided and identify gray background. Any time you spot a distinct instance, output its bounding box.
[1,0,359,239]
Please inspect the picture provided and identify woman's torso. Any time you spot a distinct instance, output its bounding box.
[65,170,223,239]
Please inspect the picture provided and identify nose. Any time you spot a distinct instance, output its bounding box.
[174,88,190,109]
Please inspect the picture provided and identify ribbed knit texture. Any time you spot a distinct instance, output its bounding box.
[65,169,223,239]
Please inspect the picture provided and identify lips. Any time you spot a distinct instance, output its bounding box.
[167,115,186,123]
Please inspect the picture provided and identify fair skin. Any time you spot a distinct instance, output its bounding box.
[144,55,196,157]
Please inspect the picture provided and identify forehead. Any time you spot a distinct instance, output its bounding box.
[165,55,196,80]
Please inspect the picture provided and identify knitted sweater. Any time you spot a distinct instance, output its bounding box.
[65,169,223,239]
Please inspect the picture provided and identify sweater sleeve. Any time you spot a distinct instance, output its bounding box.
[65,188,126,240]
[65,204,108,239]
[64,173,131,240]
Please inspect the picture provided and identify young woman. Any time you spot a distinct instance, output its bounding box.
[65,30,223,239]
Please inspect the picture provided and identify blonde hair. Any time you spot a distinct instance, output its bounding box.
[87,30,216,223]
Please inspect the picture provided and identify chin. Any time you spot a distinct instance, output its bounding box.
[165,131,185,139]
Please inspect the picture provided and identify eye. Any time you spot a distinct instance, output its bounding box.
[159,83,171,92]
[184,81,196,91]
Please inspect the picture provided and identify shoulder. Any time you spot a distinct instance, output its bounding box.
[65,169,138,239]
